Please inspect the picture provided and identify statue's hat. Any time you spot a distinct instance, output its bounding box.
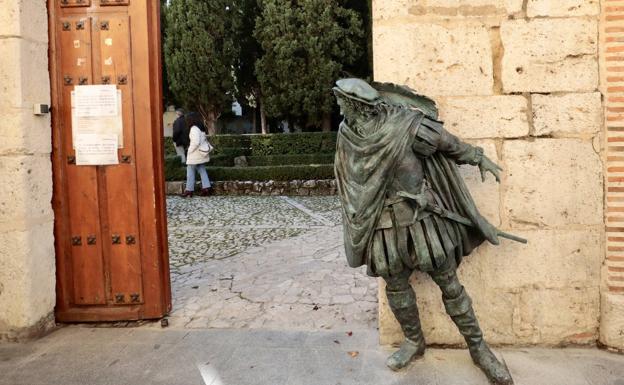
[371,81,439,119]
[333,78,382,105]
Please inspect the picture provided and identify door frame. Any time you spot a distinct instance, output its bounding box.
[48,0,171,322]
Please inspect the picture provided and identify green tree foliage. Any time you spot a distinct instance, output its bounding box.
[254,0,363,129]
[343,0,372,80]
[160,0,176,107]
[164,0,240,133]
[234,0,265,132]
[236,0,262,103]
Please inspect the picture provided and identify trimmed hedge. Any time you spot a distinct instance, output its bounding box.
[207,164,335,181]
[247,154,335,166]
[164,137,177,157]
[164,132,337,157]
[165,154,233,169]
[164,162,334,181]
[247,132,337,156]
[209,134,251,149]
[164,132,338,182]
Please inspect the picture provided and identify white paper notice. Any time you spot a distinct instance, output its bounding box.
[73,85,118,117]
[75,133,119,166]
[71,90,123,148]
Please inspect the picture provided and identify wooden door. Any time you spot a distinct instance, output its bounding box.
[49,0,171,321]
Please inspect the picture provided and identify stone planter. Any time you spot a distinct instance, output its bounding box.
[166,179,337,196]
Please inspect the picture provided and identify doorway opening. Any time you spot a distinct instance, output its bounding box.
[164,194,376,331]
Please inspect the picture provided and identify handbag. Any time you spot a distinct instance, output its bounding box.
[198,134,214,154]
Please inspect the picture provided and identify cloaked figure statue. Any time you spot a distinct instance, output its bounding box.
[333,78,526,385]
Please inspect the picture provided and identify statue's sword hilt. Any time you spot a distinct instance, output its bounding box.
[396,191,528,244]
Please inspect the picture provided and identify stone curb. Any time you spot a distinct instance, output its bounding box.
[165,179,337,196]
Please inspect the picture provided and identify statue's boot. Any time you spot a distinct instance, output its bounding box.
[444,288,514,385]
[385,288,426,371]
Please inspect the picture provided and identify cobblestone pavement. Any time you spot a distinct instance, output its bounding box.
[165,195,377,331]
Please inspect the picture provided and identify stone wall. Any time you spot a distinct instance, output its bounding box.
[373,0,607,346]
[0,1,56,340]
[166,179,337,196]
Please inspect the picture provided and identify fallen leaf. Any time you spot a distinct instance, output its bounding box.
[348,351,359,358]
[346,331,353,337]
[333,340,340,344]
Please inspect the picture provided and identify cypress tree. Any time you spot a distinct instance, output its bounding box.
[235,0,266,133]
[164,0,240,134]
[254,0,363,131]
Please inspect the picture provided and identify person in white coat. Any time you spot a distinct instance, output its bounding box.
[182,112,213,197]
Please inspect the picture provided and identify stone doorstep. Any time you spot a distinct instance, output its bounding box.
[166,179,338,196]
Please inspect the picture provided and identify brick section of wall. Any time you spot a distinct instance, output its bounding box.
[604,1,624,296]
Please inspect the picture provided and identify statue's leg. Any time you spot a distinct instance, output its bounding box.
[429,259,514,385]
[383,269,426,371]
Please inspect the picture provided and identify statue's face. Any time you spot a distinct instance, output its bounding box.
[336,95,357,121]
[336,97,347,116]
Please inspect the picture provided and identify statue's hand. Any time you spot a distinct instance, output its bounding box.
[478,155,502,183]
[484,223,500,245]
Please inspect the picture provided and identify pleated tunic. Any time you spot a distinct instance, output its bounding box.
[367,189,463,277]
[336,108,497,278]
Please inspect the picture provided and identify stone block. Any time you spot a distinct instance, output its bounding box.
[372,0,523,19]
[600,292,624,350]
[166,181,184,195]
[438,96,529,139]
[501,19,598,92]
[372,0,411,20]
[380,268,528,346]
[527,0,599,17]
[0,0,48,43]
[515,286,599,345]
[532,93,602,136]
[429,0,523,16]
[0,38,51,110]
[0,155,53,225]
[459,140,501,226]
[0,107,52,155]
[436,0,523,12]
[0,0,19,37]
[374,23,493,96]
[503,139,602,228]
[0,221,55,330]
[379,239,600,346]
[464,229,601,291]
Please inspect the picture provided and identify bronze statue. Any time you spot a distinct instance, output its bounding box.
[333,78,526,385]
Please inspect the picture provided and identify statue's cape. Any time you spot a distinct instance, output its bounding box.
[335,107,493,268]
[423,153,493,262]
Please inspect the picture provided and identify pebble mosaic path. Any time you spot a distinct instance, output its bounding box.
[165,195,377,331]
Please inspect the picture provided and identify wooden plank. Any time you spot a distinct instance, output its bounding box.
[95,14,144,305]
[58,15,107,305]
[49,2,73,315]
[130,0,171,317]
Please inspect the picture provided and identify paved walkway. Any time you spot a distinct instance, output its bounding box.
[2,327,623,385]
[166,196,377,331]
